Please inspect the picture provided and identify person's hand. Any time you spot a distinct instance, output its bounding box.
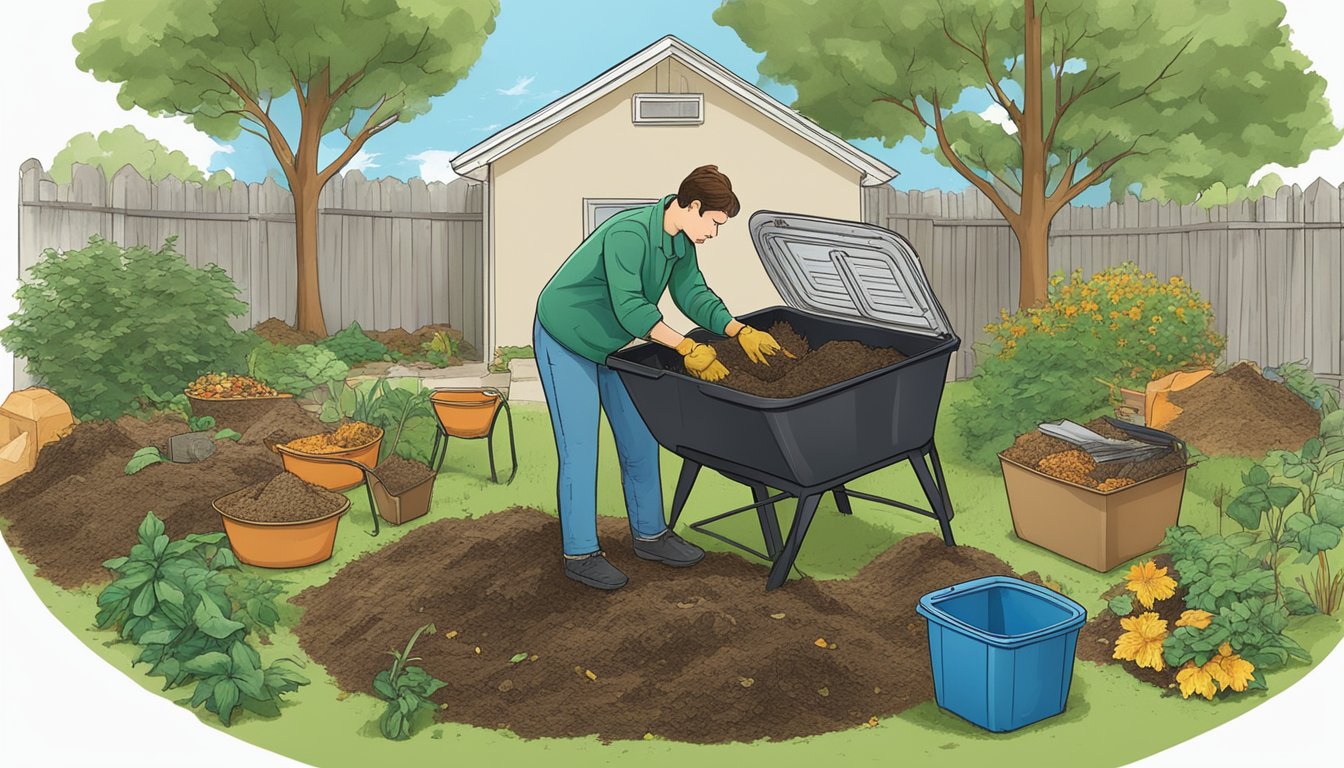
[736,325,796,365]
[675,338,729,382]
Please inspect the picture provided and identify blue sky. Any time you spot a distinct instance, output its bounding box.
[206,0,1114,205]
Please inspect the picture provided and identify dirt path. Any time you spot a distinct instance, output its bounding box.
[292,507,1036,743]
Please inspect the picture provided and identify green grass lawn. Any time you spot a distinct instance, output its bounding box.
[13,380,1343,767]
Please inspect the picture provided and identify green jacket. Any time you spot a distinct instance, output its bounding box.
[535,194,735,364]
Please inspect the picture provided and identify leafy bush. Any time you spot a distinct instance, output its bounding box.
[420,332,460,367]
[318,321,390,366]
[1265,360,1341,415]
[96,513,308,725]
[247,342,349,397]
[489,344,534,373]
[0,236,250,419]
[955,263,1223,466]
[323,378,436,461]
[374,623,446,740]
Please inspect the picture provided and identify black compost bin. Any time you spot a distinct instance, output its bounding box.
[608,211,962,590]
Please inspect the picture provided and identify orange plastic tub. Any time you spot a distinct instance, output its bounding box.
[430,389,503,438]
[186,392,294,432]
[273,428,383,492]
[213,496,349,568]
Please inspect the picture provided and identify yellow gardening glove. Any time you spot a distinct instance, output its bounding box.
[675,338,729,382]
[736,325,797,366]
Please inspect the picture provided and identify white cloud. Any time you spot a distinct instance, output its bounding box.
[496,75,534,97]
[345,149,380,173]
[406,150,464,183]
[477,123,501,133]
[978,103,1018,135]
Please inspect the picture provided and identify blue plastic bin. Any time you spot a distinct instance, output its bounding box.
[916,576,1087,732]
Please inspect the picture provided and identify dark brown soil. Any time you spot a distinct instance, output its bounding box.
[291,507,1046,744]
[371,454,435,495]
[1001,417,1190,486]
[705,322,906,399]
[1077,554,1184,693]
[238,400,334,448]
[253,317,322,346]
[1166,363,1320,457]
[0,404,326,588]
[215,472,346,524]
[369,323,477,362]
[190,395,296,434]
[114,412,192,455]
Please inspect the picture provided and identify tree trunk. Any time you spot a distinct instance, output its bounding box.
[291,175,328,337]
[1014,220,1050,310]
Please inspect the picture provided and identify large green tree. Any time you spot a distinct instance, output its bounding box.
[75,0,498,335]
[716,0,1340,308]
[51,125,232,187]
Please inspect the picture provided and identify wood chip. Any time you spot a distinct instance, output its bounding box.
[874,686,881,694]
[445,630,458,639]
[474,646,481,654]
[770,612,786,620]
[814,637,828,648]
[529,654,539,662]
[828,643,837,650]
[738,677,754,688]
[817,686,829,697]
[498,679,514,693]
[676,601,696,609]
[585,669,598,681]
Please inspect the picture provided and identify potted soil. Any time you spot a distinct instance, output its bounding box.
[365,455,437,526]
[212,472,349,568]
[271,421,383,492]
[998,418,1193,572]
[186,373,294,432]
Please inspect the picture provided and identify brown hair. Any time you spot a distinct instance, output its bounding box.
[676,165,741,217]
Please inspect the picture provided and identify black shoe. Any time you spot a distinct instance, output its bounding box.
[564,552,629,590]
[632,529,705,567]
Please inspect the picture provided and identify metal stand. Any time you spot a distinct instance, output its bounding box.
[428,388,517,484]
[668,440,956,591]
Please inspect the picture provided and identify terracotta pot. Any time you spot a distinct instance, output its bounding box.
[999,453,1190,572]
[367,469,436,526]
[273,428,383,492]
[212,495,349,568]
[187,392,294,432]
[430,389,502,439]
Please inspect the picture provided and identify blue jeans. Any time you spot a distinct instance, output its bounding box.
[533,317,667,556]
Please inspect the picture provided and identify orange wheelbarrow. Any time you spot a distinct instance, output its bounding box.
[428,387,517,484]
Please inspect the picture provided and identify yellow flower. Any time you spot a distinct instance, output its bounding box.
[1109,311,1121,320]
[1064,305,1079,317]
[1151,315,1163,324]
[1010,325,1027,337]
[1117,338,1128,347]
[1175,307,1186,320]
[1125,560,1177,608]
[1031,315,1043,327]
[1209,643,1256,692]
[1128,307,1143,321]
[1175,609,1213,629]
[1148,326,1157,335]
[1177,661,1218,700]
[1114,612,1168,671]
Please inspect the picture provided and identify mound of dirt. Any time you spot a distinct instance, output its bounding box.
[1001,417,1189,487]
[238,400,333,447]
[253,317,322,346]
[0,405,329,587]
[704,322,907,399]
[1077,554,1184,692]
[1165,363,1320,456]
[366,323,476,362]
[216,472,346,523]
[292,507,1039,744]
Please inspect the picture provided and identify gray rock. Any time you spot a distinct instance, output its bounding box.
[165,431,217,463]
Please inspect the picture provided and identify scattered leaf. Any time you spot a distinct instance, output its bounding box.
[738,677,754,688]
[770,612,786,620]
[439,703,449,710]
[509,652,528,664]
[528,654,539,662]
[335,691,349,701]
[445,630,458,639]
[474,646,481,655]
[213,428,242,441]
[864,716,879,728]
[585,669,597,681]
[643,732,654,741]
[817,686,829,697]
[814,637,828,648]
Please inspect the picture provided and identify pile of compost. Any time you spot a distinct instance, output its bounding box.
[1165,363,1320,456]
[252,317,322,346]
[703,322,906,398]
[216,472,345,523]
[1002,417,1188,489]
[292,507,1049,743]
[371,454,436,495]
[0,403,328,588]
[252,318,478,361]
[1077,554,1186,691]
[280,421,380,454]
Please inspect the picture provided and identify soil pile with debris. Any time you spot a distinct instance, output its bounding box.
[368,323,478,362]
[1002,417,1188,488]
[252,317,322,346]
[292,507,1046,743]
[1165,363,1320,456]
[1077,554,1185,692]
[216,472,346,524]
[0,405,327,588]
[240,400,335,447]
[371,455,435,495]
[704,322,906,399]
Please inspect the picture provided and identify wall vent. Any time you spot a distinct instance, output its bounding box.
[632,93,704,125]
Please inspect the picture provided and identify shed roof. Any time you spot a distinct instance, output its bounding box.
[451,35,899,186]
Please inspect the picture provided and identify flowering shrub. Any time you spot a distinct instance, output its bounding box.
[957,263,1224,465]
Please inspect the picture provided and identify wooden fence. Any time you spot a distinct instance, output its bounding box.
[16,160,485,385]
[863,181,1344,388]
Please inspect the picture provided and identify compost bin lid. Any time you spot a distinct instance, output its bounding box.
[748,211,953,337]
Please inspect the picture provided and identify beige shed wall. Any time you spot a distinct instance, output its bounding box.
[489,64,865,353]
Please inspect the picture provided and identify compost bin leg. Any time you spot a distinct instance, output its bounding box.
[487,431,498,483]
[430,428,449,473]
[766,494,821,591]
[929,443,953,522]
[668,460,701,529]
[912,450,956,547]
[833,486,854,515]
[750,483,784,559]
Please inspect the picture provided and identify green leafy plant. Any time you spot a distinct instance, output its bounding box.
[1225,464,1302,602]
[489,344,534,373]
[1162,526,1278,614]
[0,236,250,419]
[1163,596,1310,690]
[247,342,349,399]
[418,331,462,368]
[1267,360,1341,415]
[96,513,308,725]
[188,414,217,432]
[374,623,446,741]
[214,428,242,442]
[226,575,288,640]
[1107,594,1134,616]
[318,321,391,366]
[125,446,165,475]
[324,378,436,461]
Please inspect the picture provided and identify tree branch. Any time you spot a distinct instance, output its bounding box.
[318,115,398,185]
[977,17,1023,127]
[1049,136,1153,212]
[930,91,1021,227]
[1112,37,1192,109]
[206,68,296,168]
